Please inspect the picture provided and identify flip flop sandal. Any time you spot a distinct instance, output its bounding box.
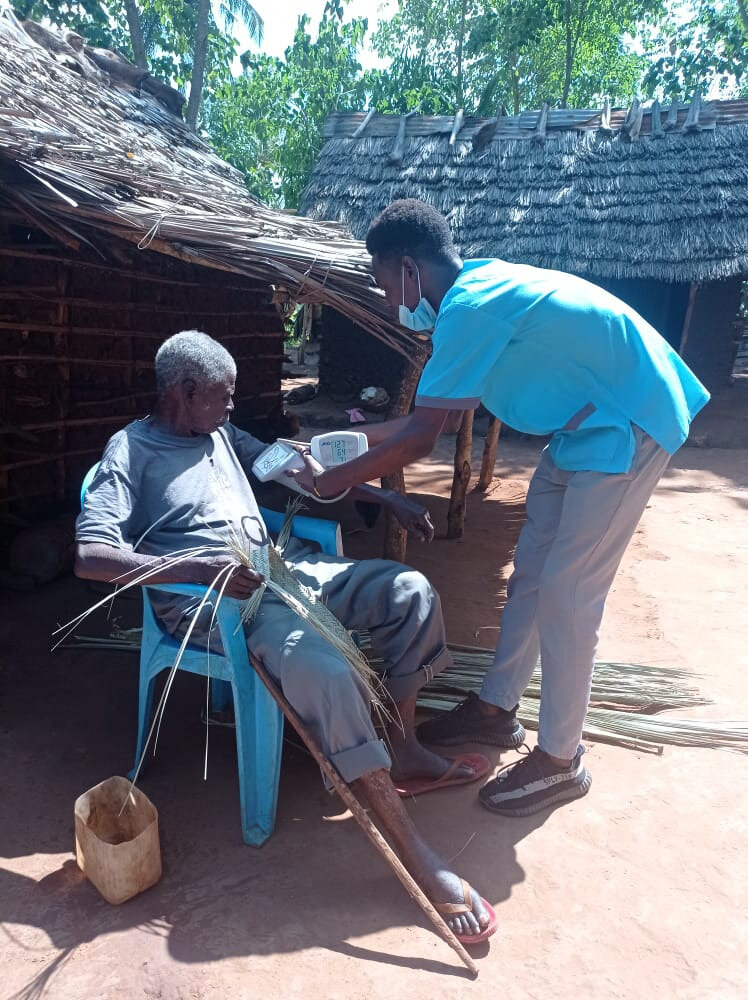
[394,752,491,798]
[434,878,498,945]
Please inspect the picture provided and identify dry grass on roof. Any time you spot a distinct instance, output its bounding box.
[0,11,418,360]
[302,106,748,283]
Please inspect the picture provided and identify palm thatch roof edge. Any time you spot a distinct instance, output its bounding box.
[301,103,748,284]
[0,11,417,358]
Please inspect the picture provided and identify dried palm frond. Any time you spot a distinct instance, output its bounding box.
[52,545,216,649]
[423,644,711,714]
[226,501,395,729]
[56,502,397,806]
[60,614,748,755]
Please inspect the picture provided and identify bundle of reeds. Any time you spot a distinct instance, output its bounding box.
[414,643,747,754]
[60,616,747,755]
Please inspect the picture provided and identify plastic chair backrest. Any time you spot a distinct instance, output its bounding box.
[80,462,101,509]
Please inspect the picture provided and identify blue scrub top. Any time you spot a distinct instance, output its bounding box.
[415,259,710,473]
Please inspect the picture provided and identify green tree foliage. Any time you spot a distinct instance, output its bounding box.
[15,0,748,210]
[641,0,748,98]
[367,0,656,115]
[205,2,367,206]
[12,0,131,50]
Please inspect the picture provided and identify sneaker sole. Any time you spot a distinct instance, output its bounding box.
[419,724,527,750]
[479,768,592,817]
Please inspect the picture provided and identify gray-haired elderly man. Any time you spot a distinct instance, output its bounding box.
[74,330,497,944]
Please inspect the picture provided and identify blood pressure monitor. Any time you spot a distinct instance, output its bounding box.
[251,432,368,503]
[251,441,305,482]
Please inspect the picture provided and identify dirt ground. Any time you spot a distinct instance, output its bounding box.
[1,434,746,1000]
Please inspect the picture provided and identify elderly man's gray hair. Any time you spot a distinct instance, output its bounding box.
[154,331,237,392]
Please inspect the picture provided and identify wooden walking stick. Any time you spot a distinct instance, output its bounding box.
[249,655,480,978]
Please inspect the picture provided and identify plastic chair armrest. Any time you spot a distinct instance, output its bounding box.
[142,582,213,597]
[259,507,342,557]
[142,582,244,634]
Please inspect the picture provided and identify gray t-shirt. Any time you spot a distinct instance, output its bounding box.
[76,417,270,630]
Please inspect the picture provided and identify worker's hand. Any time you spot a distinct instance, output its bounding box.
[285,450,324,495]
[386,493,435,543]
[193,554,265,600]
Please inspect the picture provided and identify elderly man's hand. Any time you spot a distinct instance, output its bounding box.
[194,554,265,600]
[386,493,435,542]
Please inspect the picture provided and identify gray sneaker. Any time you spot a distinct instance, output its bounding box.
[479,744,591,817]
[416,691,526,748]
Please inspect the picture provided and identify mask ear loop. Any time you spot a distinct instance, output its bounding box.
[402,261,424,305]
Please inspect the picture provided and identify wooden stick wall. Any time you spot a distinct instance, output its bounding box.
[0,221,285,517]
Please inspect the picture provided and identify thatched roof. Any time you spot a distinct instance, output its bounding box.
[301,99,748,283]
[0,11,414,358]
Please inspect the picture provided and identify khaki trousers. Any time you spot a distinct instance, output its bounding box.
[482,426,672,759]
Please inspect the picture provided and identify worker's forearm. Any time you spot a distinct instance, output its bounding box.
[317,432,429,496]
[75,542,207,586]
[362,416,412,447]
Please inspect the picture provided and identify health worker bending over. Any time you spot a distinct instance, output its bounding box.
[290,199,710,818]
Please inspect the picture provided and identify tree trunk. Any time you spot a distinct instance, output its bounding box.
[123,0,148,70]
[736,0,748,33]
[508,53,520,116]
[562,0,572,108]
[446,409,474,539]
[455,0,468,109]
[477,415,501,491]
[186,0,211,130]
[382,350,426,562]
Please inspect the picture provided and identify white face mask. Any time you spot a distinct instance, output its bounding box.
[399,264,438,333]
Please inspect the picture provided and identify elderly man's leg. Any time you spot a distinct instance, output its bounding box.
[246,593,390,779]
[289,553,475,782]
[246,594,489,935]
[355,769,489,937]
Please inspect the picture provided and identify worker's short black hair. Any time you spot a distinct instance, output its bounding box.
[366,199,458,267]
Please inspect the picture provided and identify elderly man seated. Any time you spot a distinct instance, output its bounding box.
[74,330,496,944]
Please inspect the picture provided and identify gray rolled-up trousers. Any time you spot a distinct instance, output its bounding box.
[171,550,452,783]
[481,425,672,759]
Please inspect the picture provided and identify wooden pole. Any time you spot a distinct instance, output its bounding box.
[249,655,480,978]
[477,416,501,491]
[678,283,699,357]
[53,262,70,503]
[381,348,427,562]
[447,410,474,538]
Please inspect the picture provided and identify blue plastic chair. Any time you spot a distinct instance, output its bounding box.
[80,462,343,846]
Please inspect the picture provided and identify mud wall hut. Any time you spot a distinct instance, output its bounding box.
[0,12,413,528]
[301,99,748,404]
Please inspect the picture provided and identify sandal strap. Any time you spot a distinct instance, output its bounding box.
[439,757,466,782]
[434,878,474,917]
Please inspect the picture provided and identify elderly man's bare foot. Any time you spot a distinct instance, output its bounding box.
[388,693,477,782]
[389,739,477,782]
[416,861,491,938]
[354,768,494,939]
